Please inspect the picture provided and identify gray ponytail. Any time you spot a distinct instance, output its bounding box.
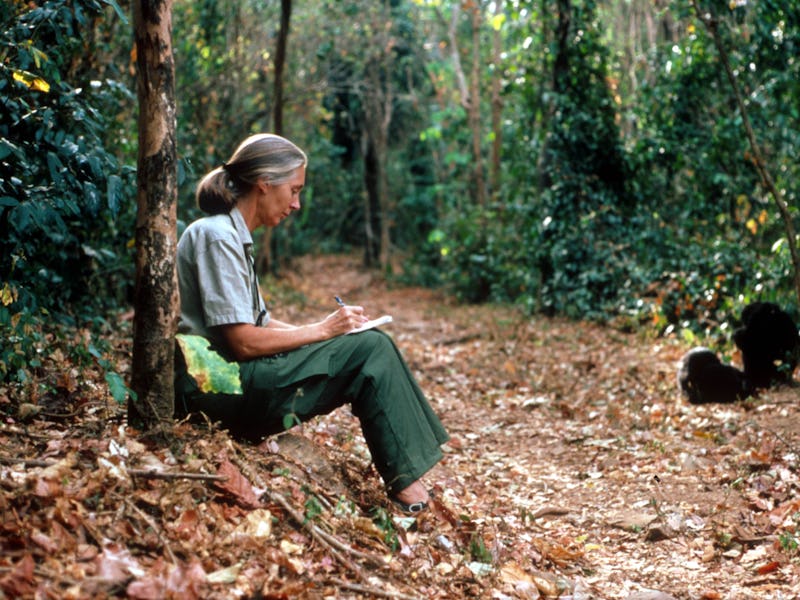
[195,134,308,215]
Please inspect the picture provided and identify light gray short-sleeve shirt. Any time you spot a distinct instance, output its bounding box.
[177,207,268,349]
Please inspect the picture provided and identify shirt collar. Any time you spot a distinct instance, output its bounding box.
[229,206,254,248]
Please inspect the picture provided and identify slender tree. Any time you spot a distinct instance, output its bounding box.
[361,21,395,270]
[273,0,292,136]
[130,0,179,433]
[468,1,486,206]
[256,0,293,275]
[489,0,504,197]
[437,1,486,206]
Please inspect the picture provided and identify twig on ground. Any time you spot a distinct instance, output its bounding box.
[0,454,226,482]
[331,578,422,600]
[229,439,387,569]
[266,488,385,566]
[127,468,226,482]
[118,494,178,565]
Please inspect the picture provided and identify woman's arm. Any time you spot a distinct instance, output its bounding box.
[215,306,369,361]
[265,318,298,330]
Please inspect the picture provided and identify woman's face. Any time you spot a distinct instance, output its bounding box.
[258,165,306,227]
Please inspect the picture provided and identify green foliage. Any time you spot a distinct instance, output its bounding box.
[0,0,136,316]
[779,533,798,554]
[468,532,493,564]
[0,292,44,382]
[0,312,132,413]
[411,0,800,336]
[414,0,640,320]
[302,490,324,524]
[370,506,400,551]
[0,0,136,385]
[619,0,800,330]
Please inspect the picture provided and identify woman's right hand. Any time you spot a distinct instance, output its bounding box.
[322,305,369,337]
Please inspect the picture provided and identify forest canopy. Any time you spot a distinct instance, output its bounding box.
[1,0,799,385]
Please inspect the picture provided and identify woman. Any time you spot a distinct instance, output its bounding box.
[175,133,449,513]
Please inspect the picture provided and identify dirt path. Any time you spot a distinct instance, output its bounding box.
[282,254,800,599]
[2,253,799,599]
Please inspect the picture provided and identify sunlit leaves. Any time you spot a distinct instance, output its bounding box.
[490,13,506,31]
[11,69,50,92]
[1,282,18,306]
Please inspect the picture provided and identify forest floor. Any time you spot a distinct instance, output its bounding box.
[2,253,800,600]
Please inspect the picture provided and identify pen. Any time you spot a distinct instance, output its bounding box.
[334,296,345,307]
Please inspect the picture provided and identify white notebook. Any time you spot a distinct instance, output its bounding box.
[346,315,393,334]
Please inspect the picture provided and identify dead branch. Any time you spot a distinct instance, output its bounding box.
[266,489,385,569]
[117,493,178,565]
[0,454,225,482]
[331,578,422,600]
[434,3,470,109]
[127,468,226,482]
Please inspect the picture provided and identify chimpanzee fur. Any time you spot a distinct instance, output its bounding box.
[733,301,799,389]
[677,347,750,404]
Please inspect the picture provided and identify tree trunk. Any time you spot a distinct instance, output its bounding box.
[362,137,380,268]
[468,3,486,206]
[256,0,293,276]
[130,0,179,435]
[273,0,291,136]
[554,0,571,93]
[363,57,393,270]
[489,0,504,198]
[360,7,395,271]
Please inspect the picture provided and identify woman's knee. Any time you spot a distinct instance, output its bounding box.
[355,330,395,354]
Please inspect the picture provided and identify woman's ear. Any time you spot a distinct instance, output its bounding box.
[257,179,271,193]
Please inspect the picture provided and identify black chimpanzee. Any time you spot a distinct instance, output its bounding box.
[677,347,750,404]
[733,301,799,389]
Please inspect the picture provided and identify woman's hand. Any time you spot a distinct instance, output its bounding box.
[321,305,369,337]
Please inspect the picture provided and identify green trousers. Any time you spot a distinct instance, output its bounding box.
[175,330,449,493]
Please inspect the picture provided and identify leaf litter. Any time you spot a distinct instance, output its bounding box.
[2,254,800,599]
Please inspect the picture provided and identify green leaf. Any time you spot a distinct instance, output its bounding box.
[0,140,15,160]
[105,371,133,404]
[176,334,242,394]
[101,0,128,22]
[282,413,299,430]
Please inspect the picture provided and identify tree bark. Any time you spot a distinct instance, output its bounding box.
[359,6,395,270]
[437,2,486,206]
[489,0,504,198]
[554,0,571,93]
[130,0,179,434]
[273,0,291,136]
[468,2,486,206]
[362,137,380,267]
[256,0,292,276]
[363,57,393,270]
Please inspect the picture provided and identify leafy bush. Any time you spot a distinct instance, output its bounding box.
[0,0,136,383]
[409,0,799,341]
